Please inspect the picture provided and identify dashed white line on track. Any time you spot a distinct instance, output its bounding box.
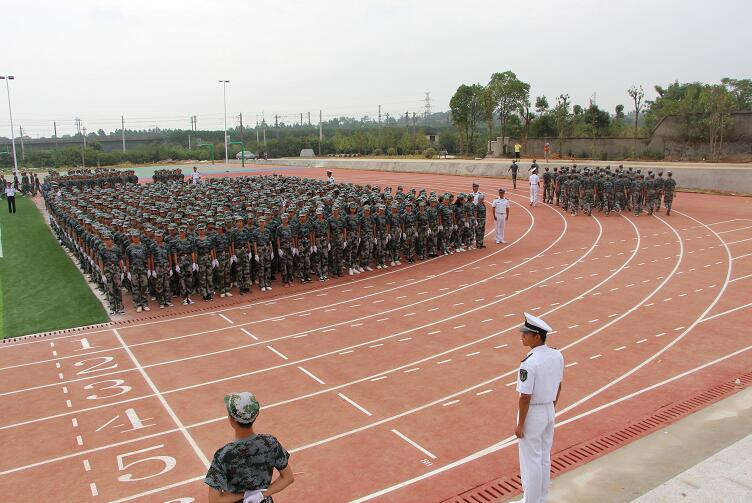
[403,368,420,373]
[494,344,508,349]
[428,330,441,335]
[590,354,603,360]
[369,344,384,348]
[437,359,452,365]
[240,328,259,340]
[476,389,493,396]
[370,376,387,382]
[376,318,389,322]
[339,350,354,355]
[565,362,578,368]
[442,400,460,407]
[397,337,412,342]
[266,345,288,360]
[322,328,337,333]
[454,325,466,329]
[636,339,647,344]
[391,429,436,459]
[338,393,372,416]
[465,352,480,357]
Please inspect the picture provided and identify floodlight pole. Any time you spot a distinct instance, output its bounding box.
[219,80,230,165]
[0,76,19,175]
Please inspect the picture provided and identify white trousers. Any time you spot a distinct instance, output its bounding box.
[530,185,539,206]
[494,215,506,243]
[518,403,555,503]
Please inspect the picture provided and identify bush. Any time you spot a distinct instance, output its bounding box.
[373,148,383,156]
[387,147,397,156]
[423,148,437,158]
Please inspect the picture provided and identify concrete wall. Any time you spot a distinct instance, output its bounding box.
[269,158,752,195]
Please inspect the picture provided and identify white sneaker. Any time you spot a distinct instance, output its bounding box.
[358,266,365,273]
[376,265,382,269]
[267,286,272,291]
[182,299,189,305]
[390,261,396,266]
[365,266,373,271]
[226,292,233,297]
[396,260,402,265]
[220,293,225,298]
[136,306,143,313]
[349,268,354,276]
[143,306,150,312]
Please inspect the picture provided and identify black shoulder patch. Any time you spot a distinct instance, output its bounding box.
[520,353,533,363]
[519,369,528,382]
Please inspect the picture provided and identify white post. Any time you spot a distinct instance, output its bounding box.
[121,115,126,152]
[219,80,230,165]
[1,76,19,176]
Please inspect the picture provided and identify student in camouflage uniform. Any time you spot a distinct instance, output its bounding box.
[402,201,417,263]
[388,202,402,265]
[253,217,274,291]
[374,204,389,269]
[295,211,313,283]
[313,208,330,281]
[464,195,475,250]
[214,221,233,298]
[359,205,375,270]
[568,174,581,216]
[427,197,439,256]
[172,225,197,304]
[150,230,173,308]
[345,203,361,275]
[205,392,294,503]
[543,167,553,204]
[645,173,657,215]
[276,213,295,287]
[98,233,125,314]
[416,201,429,260]
[125,229,150,312]
[632,174,645,216]
[233,216,252,294]
[439,194,453,255]
[195,224,216,301]
[581,172,595,216]
[601,175,614,216]
[329,206,345,277]
[453,194,466,252]
[475,193,487,248]
[654,172,665,212]
[664,172,677,215]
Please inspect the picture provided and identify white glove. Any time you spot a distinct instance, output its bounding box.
[271,251,274,259]
[373,237,377,244]
[465,222,469,228]
[427,229,431,236]
[310,245,315,253]
[192,263,199,272]
[438,225,443,231]
[255,255,260,263]
[357,238,361,246]
[247,252,252,260]
[127,272,132,281]
[231,255,237,264]
[279,249,284,257]
[327,243,331,251]
[402,233,406,240]
[453,224,458,230]
[293,247,298,256]
[169,269,173,277]
[243,490,265,503]
[175,265,181,273]
[120,273,124,281]
[343,240,348,249]
[212,259,219,268]
[145,270,151,278]
[386,234,390,242]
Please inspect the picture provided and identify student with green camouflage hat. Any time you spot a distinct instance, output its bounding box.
[329,205,345,277]
[388,202,402,266]
[276,213,294,287]
[295,210,313,283]
[214,221,234,298]
[401,200,418,263]
[125,229,150,312]
[359,205,375,271]
[416,201,429,260]
[313,207,330,281]
[232,216,252,294]
[374,204,389,268]
[253,217,274,291]
[345,202,360,276]
[475,193,487,248]
[98,232,125,314]
[150,230,174,309]
[205,392,294,503]
[196,224,216,301]
[172,225,197,305]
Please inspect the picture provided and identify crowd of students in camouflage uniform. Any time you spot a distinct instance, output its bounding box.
[45,174,489,315]
[0,171,41,197]
[539,164,677,216]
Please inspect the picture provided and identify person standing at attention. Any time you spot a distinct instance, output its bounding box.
[529,168,540,207]
[191,166,201,185]
[326,170,335,184]
[205,392,294,503]
[5,181,17,214]
[492,188,509,244]
[515,313,564,503]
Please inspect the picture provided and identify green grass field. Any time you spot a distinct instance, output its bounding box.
[0,196,109,339]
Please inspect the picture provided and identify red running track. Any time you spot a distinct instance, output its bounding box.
[0,167,750,502]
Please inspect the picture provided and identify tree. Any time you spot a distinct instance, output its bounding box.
[449,84,484,155]
[702,84,734,159]
[535,96,549,115]
[489,71,530,153]
[519,96,534,150]
[627,85,645,137]
[615,104,625,120]
[552,94,571,150]
[721,78,752,110]
[480,84,499,154]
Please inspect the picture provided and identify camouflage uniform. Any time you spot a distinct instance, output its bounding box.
[416,205,429,260]
[568,176,581,215]
[151,237,172,307]
[631,177,644,216]
[296,216,313,283]
[388,207,402,265]
[276,223,294,285]
[359,209,374,269]
[475,196,487,247]
[253,224,273,290]
[313,215,330,280]
[100,244,123,313]
[173,235,196,300]
[664,175,677,215]
[345,211,360,271]
[214,225,233,296]
[233,223,252,293]
[427,200,439,256]
[402,204,417,262]
[581,174,595,216]
[374,208,389,268]
[195,233,215,299]
[439,199,453,255]
[126,239,149,309]
[645,176,657,215]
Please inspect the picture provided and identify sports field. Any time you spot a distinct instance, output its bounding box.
[0,167,750,502]
[0,195,109,339]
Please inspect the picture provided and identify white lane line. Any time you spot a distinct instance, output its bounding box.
[341,289,353,293]
[644,302,654,307]
[83,459,91,471]
[293,334,309,339]
[589,354,603,360]
[481,318,493,323]
[699,302,752,323]
[465,352,480,357]
[339,350,354,355]
[565,362,578,368]
[298,366,325,384]
[663,297,672,302]
[396,295,407,300]
[218,313,234,325]
[324,308,337,312]
[376,318,389,322]
[316,293,328,297]
[453,325,466,329]
[391,429,436,459]
[494,344,508,349]
[369,344,384,348]
[370,376,387,382]
[266,345,288,360]
[437,359,452,365]
[76,435,83,446]
[373,299,384,304]
[428,330,441,335]
[338,393,372,416]
[587,319,599,323]
[453,302,464,307]
[608,313,618,318]
[62,386,68,394]
[403,368,420,373]
[729,273,752,283]
[397,337,412,342]
[58,373,64,380]
[655,332,666,337]
[72,418,78,428]
[476,389,493,396]
[403,312,416,317]
[636,339,647,344]
[674,326,685,331]
[350,304,361,308]
[505,381,516,387]
[427,307,439,312]
[322,328,337,333]
[504,313,515,318]
[90,483,98,497]
[66,400,72,408]
[567,324,579,329]
[614,345,627,351]
[350,323,363,327]
[442,400,460,407]
[55,362,61,369]
[298,312,311,317]
[240,328,259,341]
[363,286,375,289]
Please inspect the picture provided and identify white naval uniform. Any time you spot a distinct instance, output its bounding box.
[191,171,200,184]
[491,197,509,243]
[327,175,335,184]
[529,173,540,206]
[471,190,480,204]
[516,345,564,503]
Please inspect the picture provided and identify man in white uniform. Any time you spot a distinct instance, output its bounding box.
[515,312,564,503]
[491,188,509,244]
[471,182,481,204]
[191,166,201,185]
[529,169,540,207]
[327,170,335,184]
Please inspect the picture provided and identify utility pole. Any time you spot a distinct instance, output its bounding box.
[82,126,87,148]
[53,121,58,152]
[300,112,303,126]
[238,112,244,145]
[378,105,382,127]
[81,126,87,167]
[307,111,311,126]
[274,114,279,139]
[19,125,25,160]
[218,79,230,165]
[424,92,431,120]
[255,120,260,148]
[121,115,126,152]
[263,121,267,148]
[318,109,322,156]
[405,111,409,135]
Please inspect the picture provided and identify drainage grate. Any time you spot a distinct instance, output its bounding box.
[446,371,752,502]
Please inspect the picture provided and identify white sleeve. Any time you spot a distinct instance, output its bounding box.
[516,361,535,395]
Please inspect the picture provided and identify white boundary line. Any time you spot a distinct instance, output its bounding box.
[112,329,209,468]
[391,429,436,459]
[338,393,373,416]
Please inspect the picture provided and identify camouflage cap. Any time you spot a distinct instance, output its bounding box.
[224,392,260,424]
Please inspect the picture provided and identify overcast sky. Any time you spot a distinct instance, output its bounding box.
[3,0,750,137]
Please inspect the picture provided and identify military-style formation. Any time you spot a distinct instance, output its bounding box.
[152,168,185,183]
[44,174,489,315]
[0,171,41,197]
[46,168,139,189]
[539,164,677,216]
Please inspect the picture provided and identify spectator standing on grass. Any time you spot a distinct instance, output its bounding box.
[205,392,294,503]
[6,181,17,213]
[492,188,509,244]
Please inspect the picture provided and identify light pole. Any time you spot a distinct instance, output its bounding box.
[0,75,19,176]
[218,80,230,165]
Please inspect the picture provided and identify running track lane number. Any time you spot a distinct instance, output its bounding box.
[74,356,118,375]
[116,444,176,482]
[84,379,132,400]
[96,408,155,433]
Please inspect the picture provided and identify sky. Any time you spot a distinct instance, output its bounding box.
[2,0,750,138]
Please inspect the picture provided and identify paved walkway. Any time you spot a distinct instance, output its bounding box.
[541,386,752,502]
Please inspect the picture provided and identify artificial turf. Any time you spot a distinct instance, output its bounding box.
[0,195,109,339]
